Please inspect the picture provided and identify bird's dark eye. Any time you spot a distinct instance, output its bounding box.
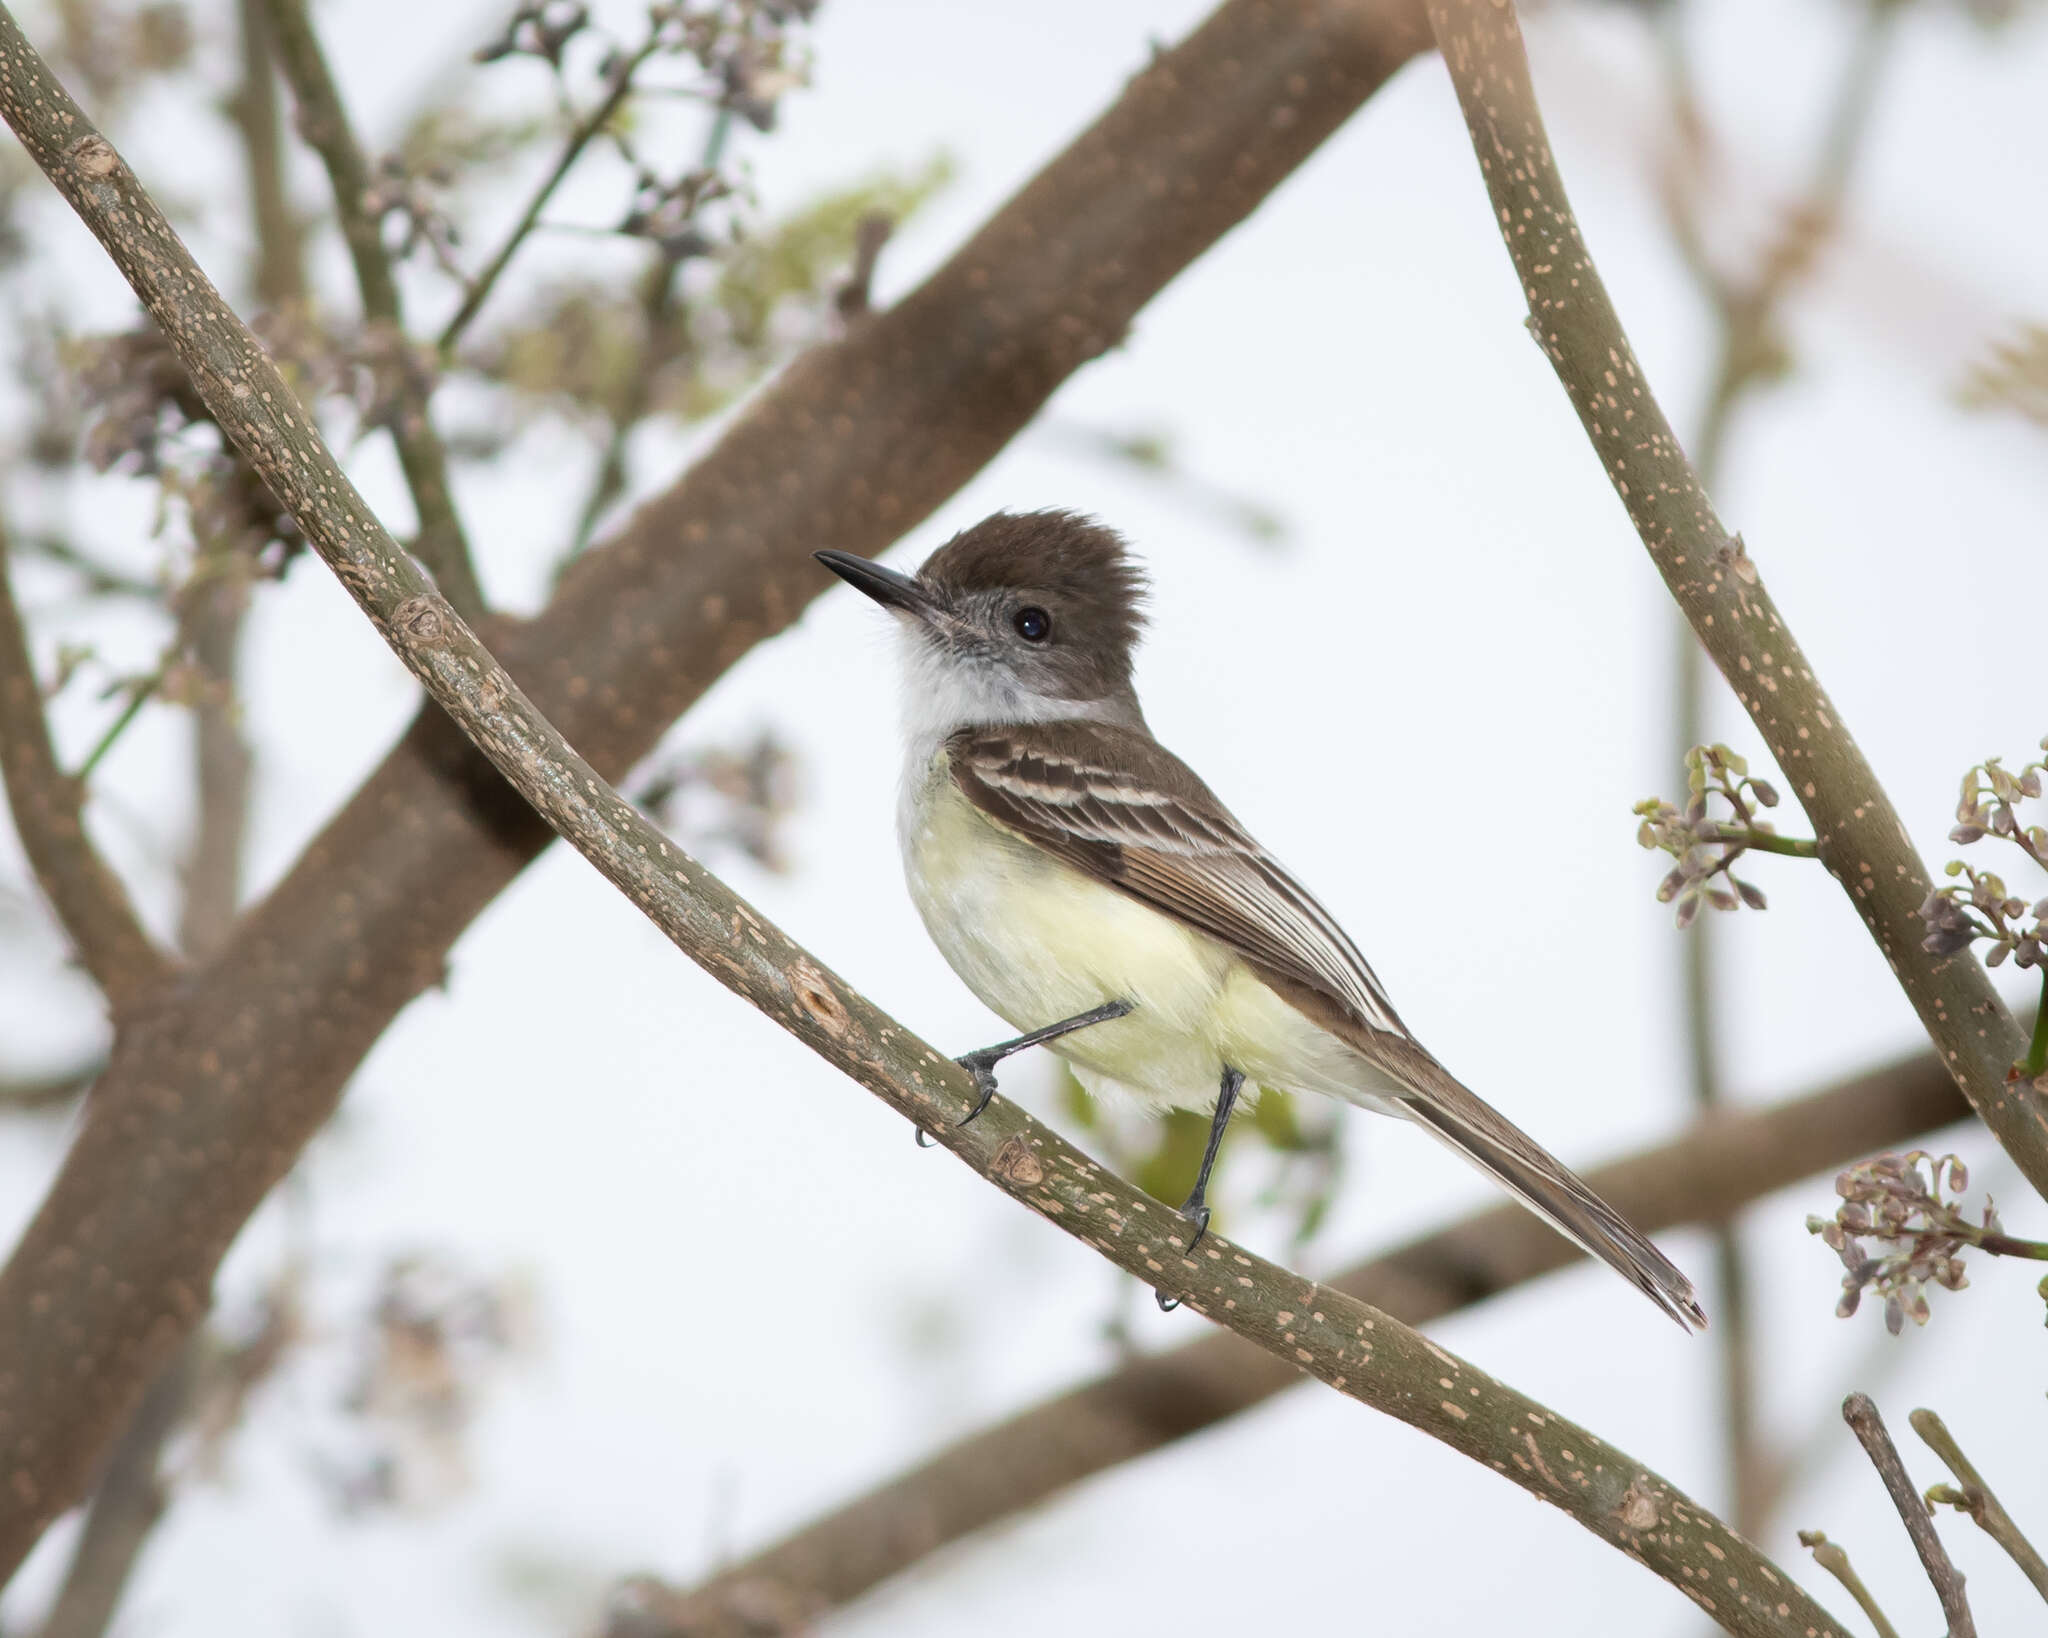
[1012,606,1052,643]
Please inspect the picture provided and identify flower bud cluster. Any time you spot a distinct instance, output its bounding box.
[1807,1152,1995,1334]
[1633,743,1785,928]
[1918,741,2048,968]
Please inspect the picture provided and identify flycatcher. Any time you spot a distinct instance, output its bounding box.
[817,510,1704,1329]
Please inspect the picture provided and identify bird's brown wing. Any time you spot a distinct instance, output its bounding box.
[945,720,1408,1039]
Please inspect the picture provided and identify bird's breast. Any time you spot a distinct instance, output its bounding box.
[898,756,1236,1109]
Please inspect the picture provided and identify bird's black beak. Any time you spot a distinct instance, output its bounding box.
[814,550,939,620]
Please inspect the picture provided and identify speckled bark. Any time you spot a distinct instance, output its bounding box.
[0,0,1431,1577]
[0,14,1850,1630]
[627,1050,1968,1638]
[1423,0,2048,1197]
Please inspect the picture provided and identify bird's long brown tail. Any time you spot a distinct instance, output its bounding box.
[1381,1048,1707,1331]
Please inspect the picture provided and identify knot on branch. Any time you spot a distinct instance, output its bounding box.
[991,1134,1044,1189]
[64,133,120,182]
[786,959,849,1040]
[392,595,452,646]
[1613,1475,1663,1532]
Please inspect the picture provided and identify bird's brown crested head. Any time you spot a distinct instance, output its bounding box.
[815,508,1151,719]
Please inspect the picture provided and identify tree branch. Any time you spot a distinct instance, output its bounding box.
[262,0,485,622]
[0,0,1434,1576]
[0,20,1846,1634]
[0,515,171,1012]
[1796,1531,1902,1638]
[29,1344,196,1638]
[1909,1407,2048,1604]
[175,559,253,962]
[1421,0,2048,1196]
[232,0,302,314]
[1841,1394,1974,1638]
[622,1050,1970,1637]
[435,35,660,357]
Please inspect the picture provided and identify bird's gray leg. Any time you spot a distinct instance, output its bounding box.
[1157,1066,1244,1312]
[916,999,1135,1147]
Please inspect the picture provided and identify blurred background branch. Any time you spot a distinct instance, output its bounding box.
[1656,0,1905,1546]
[265,0,485,620]
[619,1045,1969,1637]
[0,511,169,1011]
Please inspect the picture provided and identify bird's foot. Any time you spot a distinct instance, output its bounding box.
[1154,1201,1212,1311]
[954,1052,1002,1124]
[917,1051,1001,1148]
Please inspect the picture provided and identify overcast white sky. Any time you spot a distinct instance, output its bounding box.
[3,0,2048,1633]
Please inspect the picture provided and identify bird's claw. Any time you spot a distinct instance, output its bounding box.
[918,1054,1001,1148]
[953,1053,1001,1125]
[1154,1202,1212,1311]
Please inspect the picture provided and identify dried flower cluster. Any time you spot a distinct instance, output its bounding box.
[1960,320,2048,427]
[326,1255,535,1514]
[478,0,816,137]
[475,0,593,68]
[619,165,734,262]
[636,728,800,873]
[362,156,467,281]
[1807,1151,2046,1334]
[1634,743,1799,928]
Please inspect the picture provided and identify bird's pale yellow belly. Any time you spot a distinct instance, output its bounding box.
[901,763,1371,1113]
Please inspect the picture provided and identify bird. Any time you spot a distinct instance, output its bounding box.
[815,510,1705,1329]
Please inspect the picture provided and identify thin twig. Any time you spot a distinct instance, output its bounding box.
[1842,1394,1975,1638]
[176,566,251,960]
[833,211,892,321]
[1909,1408,2048,1604]
[0,23,1842,1634]
[565,100,734,560]
[0,515,171,1012]
[627,1051,1972,1638]
[1422,0,2048,1199]
[1796,1531,1902,1638]
[233,0,302,313]
[436,36,662,356]
[263,0,485,622]
[565,250,682,555]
